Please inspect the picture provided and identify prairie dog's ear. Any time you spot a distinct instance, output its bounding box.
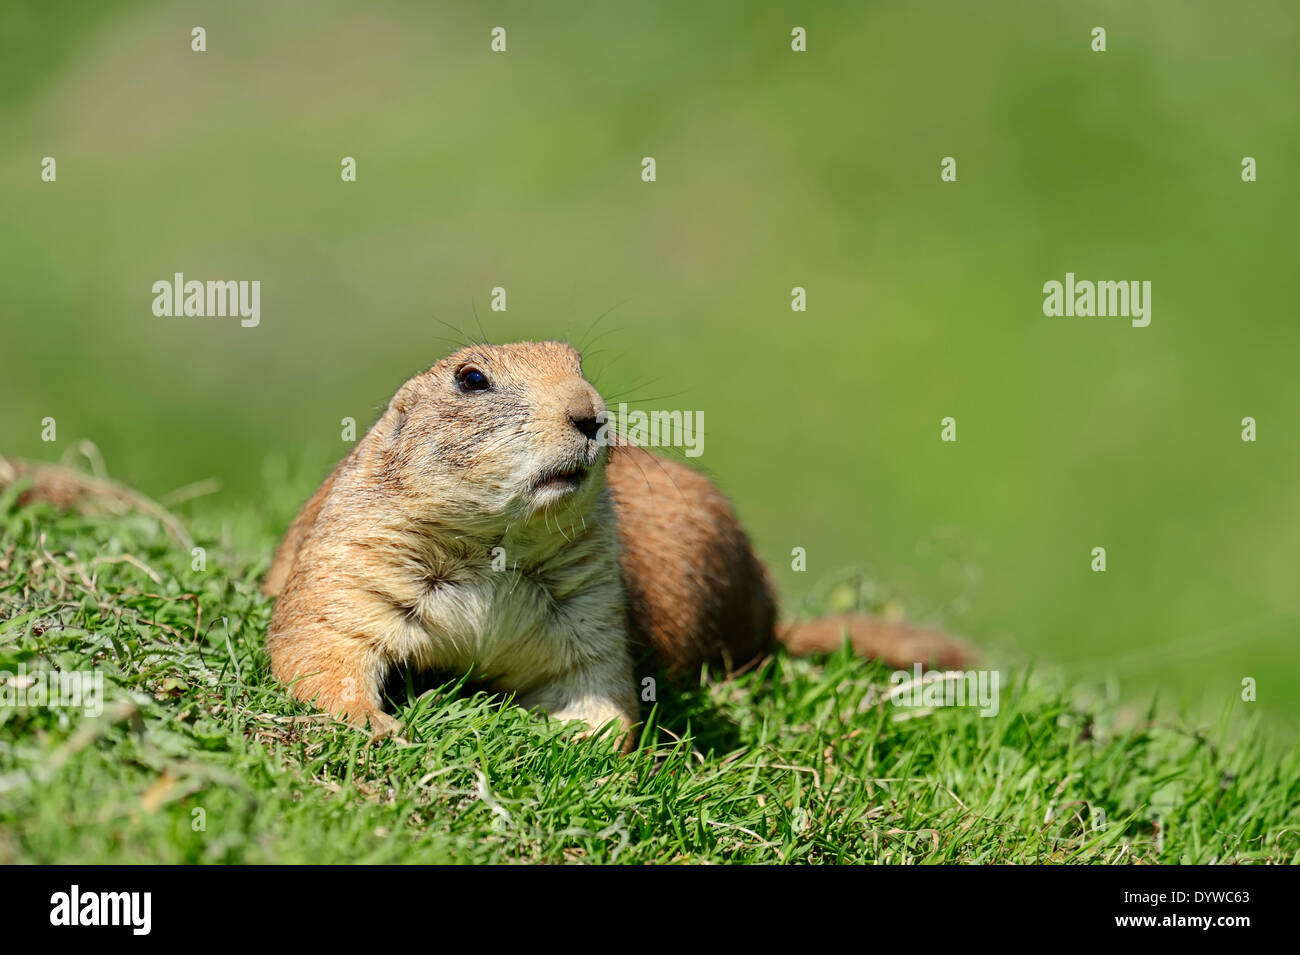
[386,378,424,445]
[390,376,422,415]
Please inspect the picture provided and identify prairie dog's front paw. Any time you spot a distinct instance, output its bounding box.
[523,680,639,752]
[557,699,637,751]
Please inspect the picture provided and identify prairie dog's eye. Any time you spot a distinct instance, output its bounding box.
[456,365,490,392]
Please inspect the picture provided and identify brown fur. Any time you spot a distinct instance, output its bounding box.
[264,341,973,747]
[606,448,973,674]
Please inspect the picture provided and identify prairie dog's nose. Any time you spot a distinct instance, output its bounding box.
[565,382,604,441]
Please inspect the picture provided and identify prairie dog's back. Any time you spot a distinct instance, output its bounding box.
[607,446,778,673]
[606,446,974,675]
[262,467,338,598]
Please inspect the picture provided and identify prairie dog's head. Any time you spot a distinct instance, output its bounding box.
[385,341,608,524]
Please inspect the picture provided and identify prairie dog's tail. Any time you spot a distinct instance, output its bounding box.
[779,613,976,670]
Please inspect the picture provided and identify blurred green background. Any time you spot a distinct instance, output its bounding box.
[2,1,1297,724]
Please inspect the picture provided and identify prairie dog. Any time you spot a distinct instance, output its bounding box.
[264,341,971,746]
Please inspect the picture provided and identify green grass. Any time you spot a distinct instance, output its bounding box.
[1,488,1297,864]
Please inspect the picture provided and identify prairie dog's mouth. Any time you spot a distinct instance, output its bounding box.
[531,465,589,494]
